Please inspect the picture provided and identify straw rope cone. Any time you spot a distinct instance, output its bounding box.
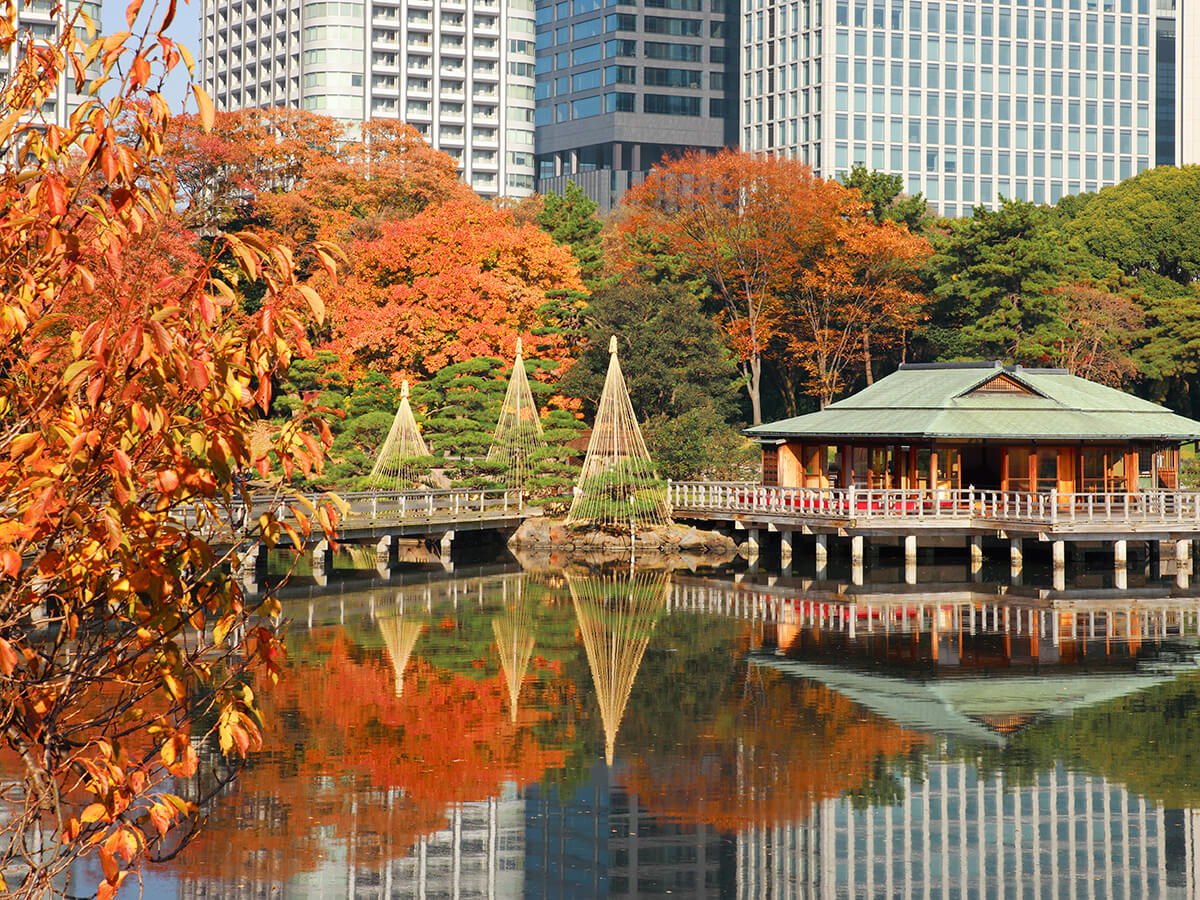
[493,576,537,724]
[487,338,546,491]
[369,379,431,488]
[378,616,425,697]
[568,336,672,532]
[569,570,670,766]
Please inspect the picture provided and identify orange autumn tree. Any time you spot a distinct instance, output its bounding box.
[622,669,931,831]
[170,629,574,886]
[327,196,584,377]
[620,151,851,424]
[0,6,336,899]
[780,216,932,408]
[165,110,466,244]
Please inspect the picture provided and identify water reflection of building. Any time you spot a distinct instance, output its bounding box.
[382,787,525,899]
[734,762,1189,898]
[524,761,730,899]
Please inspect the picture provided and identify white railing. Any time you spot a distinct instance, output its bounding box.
[239,488,526,529]
[668,482,1200,527]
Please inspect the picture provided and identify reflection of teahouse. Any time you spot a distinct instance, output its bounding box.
[748,362,1200,494]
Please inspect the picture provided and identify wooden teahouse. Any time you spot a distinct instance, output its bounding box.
[747,362,1200,495]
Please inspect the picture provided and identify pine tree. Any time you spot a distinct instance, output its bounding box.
[537,181,605,290]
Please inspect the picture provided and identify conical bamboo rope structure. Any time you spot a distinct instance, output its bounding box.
[492,576,536,723]
[378,616,424,697]
[568,336,672,531]
[369,379,431,489]
[487,338,545,491]
[569,571,669,766]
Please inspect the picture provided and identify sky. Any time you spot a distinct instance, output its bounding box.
[100,0,201,111]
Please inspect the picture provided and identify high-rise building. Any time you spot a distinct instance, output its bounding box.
[0,0,101,129]
[742,0,1200,217]
[200,0,538,197]
[532,0,739,212]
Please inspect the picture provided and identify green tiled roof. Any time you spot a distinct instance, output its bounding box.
[747,363,1200,442]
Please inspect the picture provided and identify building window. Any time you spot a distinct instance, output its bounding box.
[605,92,635,112]
[644,41,700,61]
[644,93,700,115]
[643,66,701,88]
[644,15,701,35]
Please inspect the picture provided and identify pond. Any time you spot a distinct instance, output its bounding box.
[79,555,1200,897]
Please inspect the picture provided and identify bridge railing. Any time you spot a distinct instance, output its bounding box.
[240,488,526,528]
[668,482,1200,526]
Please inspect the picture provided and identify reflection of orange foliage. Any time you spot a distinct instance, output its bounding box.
[170,629,571,885]
[622,669,929,831]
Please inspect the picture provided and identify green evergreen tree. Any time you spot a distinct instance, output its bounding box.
[410,358,506,488]
[560,281,744,422]
[925,199,1092,363]
[839,163,929,231]
[537,181,605,289]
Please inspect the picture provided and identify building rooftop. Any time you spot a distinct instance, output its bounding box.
[746,363,1200,443]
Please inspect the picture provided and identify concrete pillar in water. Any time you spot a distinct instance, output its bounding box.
[904,534,918,586]
[969,535,983,574]
[1010,538,1023,586]
[814,533,828,580]
[851,535,865,586]
[746,528,761,557]
[311,539,333,587]
[437,530,455,573]
[1177,539,1191,589]
[376,534,397,578]
[241,543,266,594]
[1115,539,1129,590]
[780,530,793,576]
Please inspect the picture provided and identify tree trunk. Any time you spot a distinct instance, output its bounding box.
[862,328,874,386]
[748,352,763,424]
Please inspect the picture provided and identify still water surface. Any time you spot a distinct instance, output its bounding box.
[133,557,1200,898]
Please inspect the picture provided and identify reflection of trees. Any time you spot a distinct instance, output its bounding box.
[168,627,573,886]
[569,571,669,765]
[968,671,1200,809]
[621,668,931,831]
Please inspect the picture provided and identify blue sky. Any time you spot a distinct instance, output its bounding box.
[101,0,201,111]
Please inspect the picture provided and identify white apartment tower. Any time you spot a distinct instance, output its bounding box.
[1,0,102,128]
[200,0,538,197]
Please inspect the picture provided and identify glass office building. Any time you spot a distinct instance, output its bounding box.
[742,0,1200,217]
[200,0,538,197]
[532,0,739,212]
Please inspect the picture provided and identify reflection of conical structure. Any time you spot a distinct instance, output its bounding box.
[492,577,537,723]
[487,338,545,491]
[569,571,669,766]
[568,336,672,531]
[378,616,424,696]
[369,380,430,489]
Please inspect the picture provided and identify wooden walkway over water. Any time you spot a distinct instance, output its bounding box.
[235,488,532,584]
[670,482,1200,588]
